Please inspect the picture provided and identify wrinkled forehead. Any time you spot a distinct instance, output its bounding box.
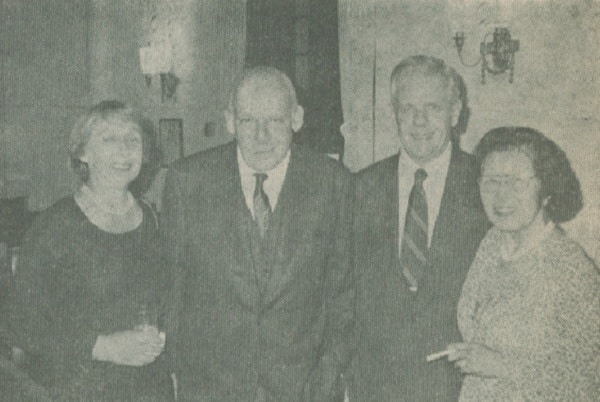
[391,67,456,104]
[235,75,295,112]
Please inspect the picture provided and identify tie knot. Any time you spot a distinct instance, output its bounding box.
[414,168,427,185]
[254,173,268,188]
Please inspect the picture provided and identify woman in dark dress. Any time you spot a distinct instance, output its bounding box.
[9,101,171,400]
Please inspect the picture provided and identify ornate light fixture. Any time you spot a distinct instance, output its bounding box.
[453,27,519,84]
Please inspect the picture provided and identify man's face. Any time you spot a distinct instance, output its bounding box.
[226,77,303,172]
[392,71,460,164]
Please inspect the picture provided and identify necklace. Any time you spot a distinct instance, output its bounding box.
[80,185,135,215]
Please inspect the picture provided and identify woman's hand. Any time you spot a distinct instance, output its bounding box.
[92,326,166,366]
[446,342,510,379]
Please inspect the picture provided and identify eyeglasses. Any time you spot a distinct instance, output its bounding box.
[479,175,536,194]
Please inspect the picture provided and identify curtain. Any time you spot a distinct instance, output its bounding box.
[245,0,295,76]
[339,1,458,171]
[338,1,378,171]
[246,0,344,157]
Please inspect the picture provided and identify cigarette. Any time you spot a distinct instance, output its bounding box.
[426,349,452,362]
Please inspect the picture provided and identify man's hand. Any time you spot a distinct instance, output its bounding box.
[446,342,510,379]
[92,327,166,366]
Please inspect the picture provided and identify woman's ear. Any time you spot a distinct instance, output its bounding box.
[542,196,551,207]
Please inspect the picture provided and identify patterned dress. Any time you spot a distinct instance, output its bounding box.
[457,226,599,401]
[9,196,171,401]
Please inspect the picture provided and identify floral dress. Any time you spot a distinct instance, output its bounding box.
[457,226,599,401]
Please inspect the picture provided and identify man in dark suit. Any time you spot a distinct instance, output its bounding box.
[161,66,353,401]
[350,55,489,401]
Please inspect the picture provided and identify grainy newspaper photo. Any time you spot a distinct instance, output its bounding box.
[0,1,598,401]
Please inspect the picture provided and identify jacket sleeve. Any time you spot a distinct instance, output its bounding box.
[305,168,355,401]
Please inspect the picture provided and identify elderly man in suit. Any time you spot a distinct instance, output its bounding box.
[161,66,353,401]
[350,55,489,401]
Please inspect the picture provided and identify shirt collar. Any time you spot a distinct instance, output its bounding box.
[398,143,452,179]
[236,146,291,213]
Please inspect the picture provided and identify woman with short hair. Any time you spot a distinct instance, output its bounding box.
[448,126,599,400]
[10,101,170,400]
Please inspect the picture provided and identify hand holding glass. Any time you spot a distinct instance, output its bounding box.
[92,304,166,366]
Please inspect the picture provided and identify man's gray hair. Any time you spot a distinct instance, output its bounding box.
[390,55,461,108]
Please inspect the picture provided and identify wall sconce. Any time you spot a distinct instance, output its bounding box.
[453,28,519,84]
[160,72,179,102]
[139,45,179,101]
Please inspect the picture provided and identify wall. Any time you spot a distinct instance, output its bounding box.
[1,0,598,261]
[0,0,246,210]
[339,0,600,261]
[88,0,246,155]
[0,0,89,207]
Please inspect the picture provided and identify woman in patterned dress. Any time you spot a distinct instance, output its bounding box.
[447,126,598,401]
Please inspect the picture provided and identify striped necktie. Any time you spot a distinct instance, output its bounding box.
[400,168,428,292]
[253,173,271,237]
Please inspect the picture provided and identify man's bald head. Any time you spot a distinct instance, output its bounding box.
[229,66,299,115]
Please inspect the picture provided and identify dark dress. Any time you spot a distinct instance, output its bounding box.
[9,196,171,401]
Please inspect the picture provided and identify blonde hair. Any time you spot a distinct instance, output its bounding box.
[69,100,159,195]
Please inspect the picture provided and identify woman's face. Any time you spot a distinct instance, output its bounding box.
[80,119,143,190]
[479,150,543,234]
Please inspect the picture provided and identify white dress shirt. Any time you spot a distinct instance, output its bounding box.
[237,147,291,218]
[398,144,452,252]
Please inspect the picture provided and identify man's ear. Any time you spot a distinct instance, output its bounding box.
[291,105,304,133]
[79,149,89,163]
[224,109,236,136]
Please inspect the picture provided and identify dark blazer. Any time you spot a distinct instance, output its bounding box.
[161,142,353,401]
[350,145,489,401]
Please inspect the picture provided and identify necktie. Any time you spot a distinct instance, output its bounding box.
[400,168,428,292]
[253,173,272,237]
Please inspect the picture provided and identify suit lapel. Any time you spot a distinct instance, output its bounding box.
[382,155,400,271]
[219,145,262,309]
[429,146,465,267]
[261,146,318,305]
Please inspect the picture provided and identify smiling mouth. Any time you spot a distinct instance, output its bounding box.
[411,132,434,140]
[254,149,274,155]
[493,206,515,216]
[111,163,134,171]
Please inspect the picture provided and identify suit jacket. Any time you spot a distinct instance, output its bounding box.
[161,142,353,401]
[350,145,489,401]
